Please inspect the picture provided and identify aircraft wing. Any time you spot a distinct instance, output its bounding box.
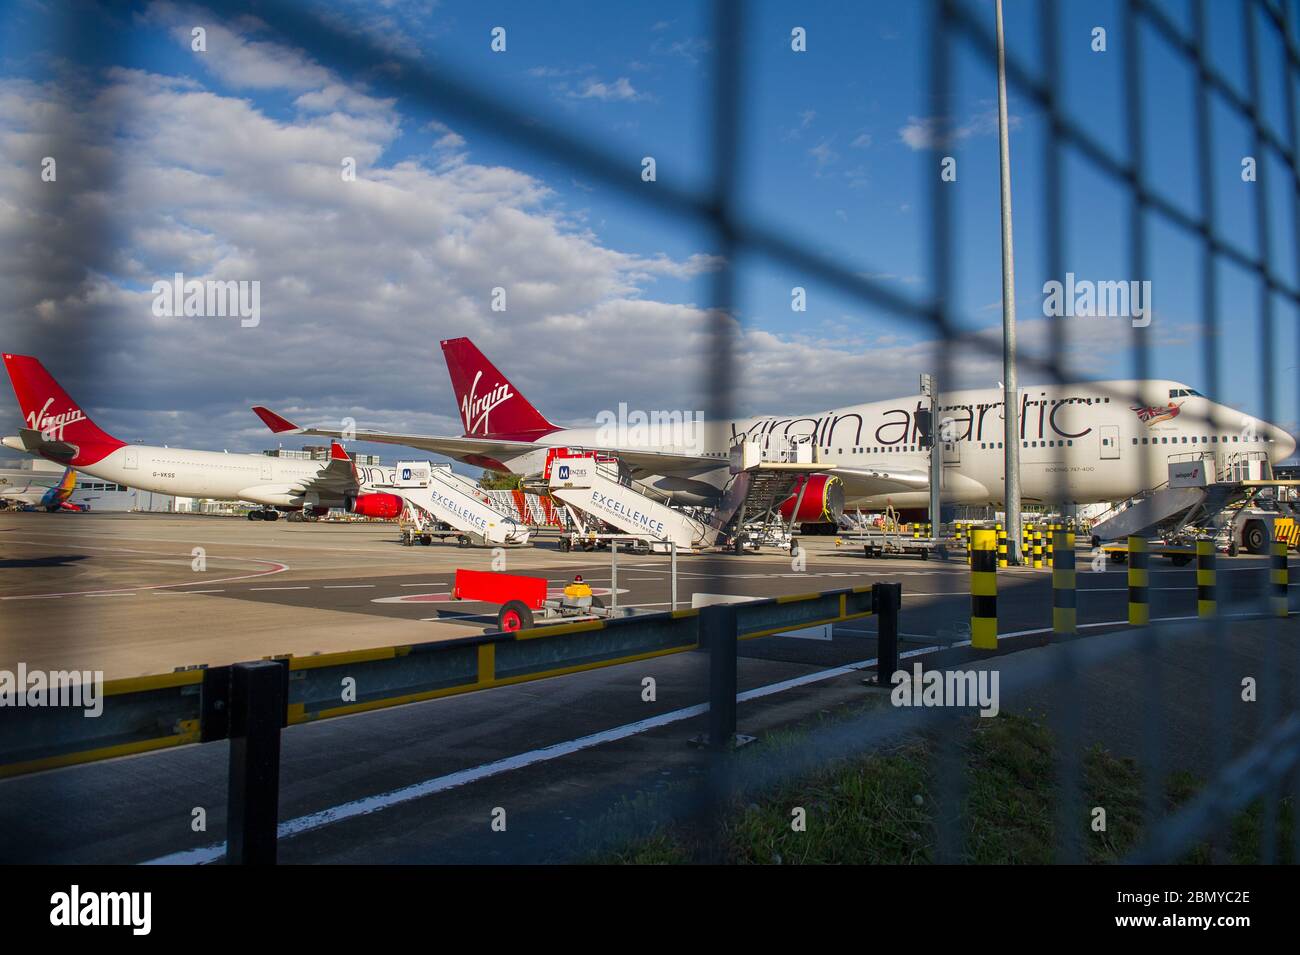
[253,406,541,462]
[287,441,363,496]
[710,460,931,494]
[832,465,931,497]
[251,407,724,473]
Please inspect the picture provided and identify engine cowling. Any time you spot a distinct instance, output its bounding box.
[777,474,844,524]
[351,492,404,520]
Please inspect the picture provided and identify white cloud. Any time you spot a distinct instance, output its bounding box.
[572,76,641,102]
[2,4,1032,457]
[899,107,1019,151]
[808,137,839,174]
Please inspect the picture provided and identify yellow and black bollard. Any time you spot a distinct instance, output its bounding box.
[1052,530,1076,635]
[1197,538,1216,617]
[1128,536,1149,625]
[1046,524,1055,565]
[971,529,998,649]
[1032,528,1043,569]
[1272,539,1289,618]
[997,523,1008,569]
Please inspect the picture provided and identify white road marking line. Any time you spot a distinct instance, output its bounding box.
[323,585,376,589]
[155,589,225,594]
[84,593,136,597]
[142,646,938,866]
[1,541,288,599]
[249,586,310,591]
[400,583,447,587]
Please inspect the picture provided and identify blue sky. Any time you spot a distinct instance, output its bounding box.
[1,0,1297,463]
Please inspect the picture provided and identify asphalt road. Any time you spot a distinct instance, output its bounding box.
[1,511,1295,863]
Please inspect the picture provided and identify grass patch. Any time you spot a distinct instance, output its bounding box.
[590,710,1293,864]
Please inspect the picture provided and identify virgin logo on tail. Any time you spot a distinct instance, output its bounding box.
[460,371,514,435]
[26,397,86,442]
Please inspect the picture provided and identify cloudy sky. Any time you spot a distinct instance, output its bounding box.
[1,0,1296,466]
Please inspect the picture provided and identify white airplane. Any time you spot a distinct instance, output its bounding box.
[0,466,92,512]
[253,337,1296,524]
[1,353,390,521]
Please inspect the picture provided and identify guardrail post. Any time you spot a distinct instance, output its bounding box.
[702,603,738,751]
[971,529,998,649]
[1128,536,1149,625]
[872,581,902,685]
[226,660,286,865]
[610,539,618,611]
[1052,530,1076,635]
[1272,539,1289,618]
[1197,537,1216,617]
[670,542,678,611]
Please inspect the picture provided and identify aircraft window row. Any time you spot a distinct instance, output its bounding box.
[80,482,126,491]
[978,441,1006,449]
[1023,440,1075,448]
[1048,396,1110,405]
[1132,435,1244,445]
[154,460,258,470]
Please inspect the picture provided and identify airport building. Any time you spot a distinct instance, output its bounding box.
[0,457,176,512]
[263,445,382,465]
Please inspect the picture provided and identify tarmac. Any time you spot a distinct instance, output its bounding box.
[1,510,1295,862]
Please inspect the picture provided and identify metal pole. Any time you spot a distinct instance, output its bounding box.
[610,539,618,612]
[872,582,902,685]
[670,542,678,611]
[996,0,1022,564]
[923,374,942,534]
[703,603,738,750]
[226,660,285,864]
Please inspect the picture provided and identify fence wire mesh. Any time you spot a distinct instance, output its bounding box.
[5,0,1300,866]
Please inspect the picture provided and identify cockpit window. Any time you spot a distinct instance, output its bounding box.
[1169,387,1204,398]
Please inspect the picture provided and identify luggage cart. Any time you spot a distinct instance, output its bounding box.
[451,568,636,632]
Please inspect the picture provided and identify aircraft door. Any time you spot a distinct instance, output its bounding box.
[124,448,138,470]
[941,438,960,465]
[1100,426,1120,460]
[261,460,273,481]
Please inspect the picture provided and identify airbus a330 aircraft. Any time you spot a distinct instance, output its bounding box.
[1,353,385,520]
[253,337,1296,521]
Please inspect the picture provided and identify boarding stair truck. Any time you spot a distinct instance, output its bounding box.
[1089,451,1287,555]
[708,434,822,553]
[386,461,531,547]
[546,450,716,553]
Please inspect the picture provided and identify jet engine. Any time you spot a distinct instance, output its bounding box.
[777,474,844,524]
[351,492,404,520]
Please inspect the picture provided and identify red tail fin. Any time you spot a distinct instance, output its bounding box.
[2,353,125,466]
[440,338,558,438]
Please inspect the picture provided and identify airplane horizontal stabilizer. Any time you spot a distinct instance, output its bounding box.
[251,406,303,434]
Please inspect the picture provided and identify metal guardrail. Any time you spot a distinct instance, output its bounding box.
[0,584,881,781]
